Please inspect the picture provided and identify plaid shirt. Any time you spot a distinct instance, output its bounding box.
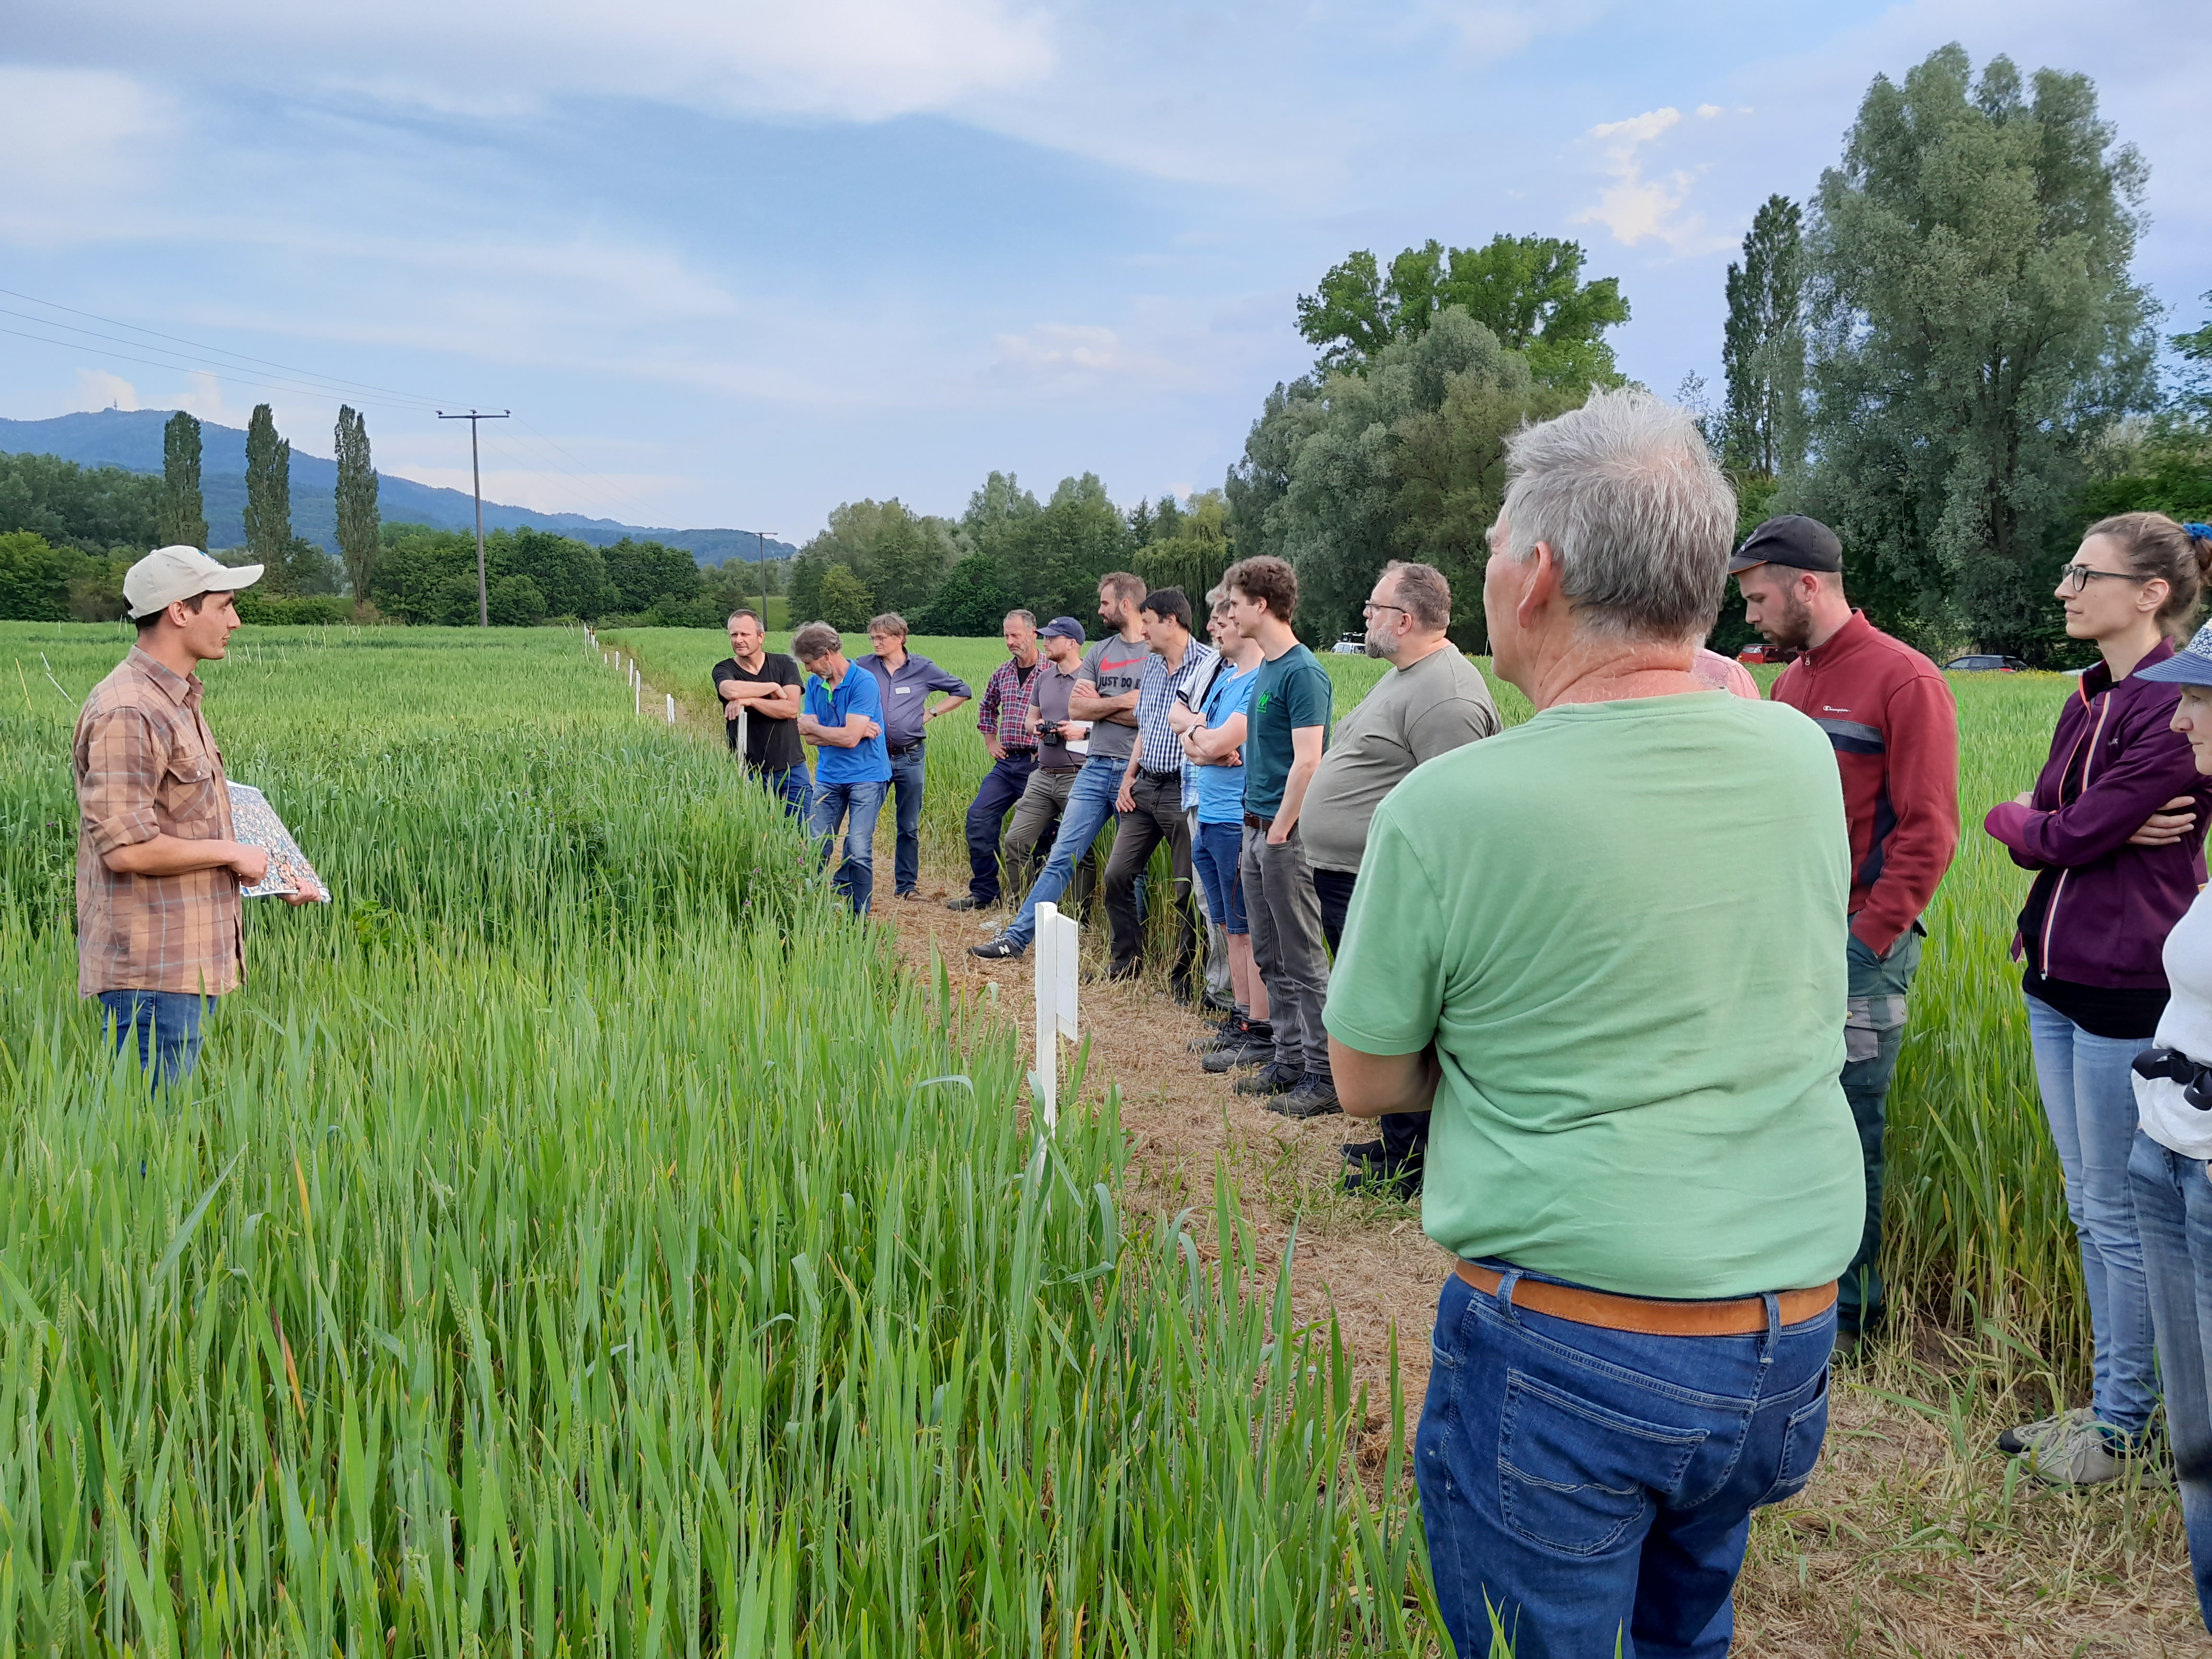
[73,647,244,997]
[1133,639,1221,780]
[975,653,1042,754]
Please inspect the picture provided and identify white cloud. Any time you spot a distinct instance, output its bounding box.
[0,68,173,244]
[1572,105,1735,256]
[74,370,138,410]
[21,0,1055,124]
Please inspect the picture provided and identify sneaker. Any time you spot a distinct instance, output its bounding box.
[1997,1406,2092,1458]
[944,896,985,912]
[1271,1076,1342,1118]
[2020,1415,2135,1487]
[1234,1061,1303,1096]
[1202,1032,1272,1073]
[970,937,1025,961]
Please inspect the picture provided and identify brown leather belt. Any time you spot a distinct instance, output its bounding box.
[1455,1260,1837,1337]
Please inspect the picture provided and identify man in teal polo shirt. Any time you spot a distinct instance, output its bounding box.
[1325,390,1862,1659]
[794,621,892,914]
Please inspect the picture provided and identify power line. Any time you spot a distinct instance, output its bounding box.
[438,410,510,627]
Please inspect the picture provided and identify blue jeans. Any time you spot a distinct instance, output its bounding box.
[97,989,211,1087]
[1190,819,1248,934]
[887,746,926,896]
[809,779,887,914]
[754,762,811,820]
[963,752,1035,903]
[2129,1131,2212,1634]
[2026,995,2159,1436]
[1420,1267,1835,1659]
[999,755,1124,950]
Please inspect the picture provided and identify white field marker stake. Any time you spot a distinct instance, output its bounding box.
[635,678,641,717]
[1029,901,1081,1128]
[664,693,675,723]
[736,706,748,758]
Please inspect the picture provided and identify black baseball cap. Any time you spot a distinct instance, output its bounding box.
[1039,615,1086,642]
[1729,515,1843,575]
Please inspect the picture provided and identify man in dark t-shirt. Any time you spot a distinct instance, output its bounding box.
[712,609,809,818]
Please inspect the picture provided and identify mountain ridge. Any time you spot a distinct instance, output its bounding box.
[0,409,793,565]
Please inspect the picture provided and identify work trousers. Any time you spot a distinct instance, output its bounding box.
[1003,767,1097,922]
[1103,771,1198,986]
[1314,863,1425,1167]
[1242,820,1330,1081]
[1839,924,1922,1333]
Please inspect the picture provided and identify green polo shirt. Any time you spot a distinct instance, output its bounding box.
[1323,692,1863,1299]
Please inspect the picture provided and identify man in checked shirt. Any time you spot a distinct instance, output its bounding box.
[74,546,320,1086]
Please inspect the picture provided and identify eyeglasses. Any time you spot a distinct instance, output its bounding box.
[1362,601,1410,617]
[2059,565,2152,594]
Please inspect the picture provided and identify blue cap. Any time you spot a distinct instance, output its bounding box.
[2136,620,2212,686]
[1039,615,1086,642]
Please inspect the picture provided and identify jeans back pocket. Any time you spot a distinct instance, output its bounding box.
[1756,1365,1831,1507]
[1498,1370,1705,1557]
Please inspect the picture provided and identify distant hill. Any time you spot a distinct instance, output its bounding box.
[0,409,794,565]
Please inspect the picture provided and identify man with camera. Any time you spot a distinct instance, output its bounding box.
[998,616,1100,914]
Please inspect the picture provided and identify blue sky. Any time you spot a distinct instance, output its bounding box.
[3,0,2206,539]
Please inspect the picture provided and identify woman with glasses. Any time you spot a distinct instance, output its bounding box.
[1983,513,2212,1484]
[2125,551,2212,1634]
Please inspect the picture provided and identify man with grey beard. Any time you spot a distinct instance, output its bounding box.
[1301,561,1497,1194]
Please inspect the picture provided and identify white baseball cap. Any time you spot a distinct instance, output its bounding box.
[123,546,264,621]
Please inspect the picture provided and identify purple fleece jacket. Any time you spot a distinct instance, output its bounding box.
[1983,639,2212,989]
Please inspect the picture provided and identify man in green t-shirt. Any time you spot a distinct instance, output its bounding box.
[1225,554,1339,1120]
[1324,390,1862,1659]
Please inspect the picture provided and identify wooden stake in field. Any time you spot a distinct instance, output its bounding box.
[1030,902,1080,1128]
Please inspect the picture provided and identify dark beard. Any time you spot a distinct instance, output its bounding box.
[1761,592,1814,651]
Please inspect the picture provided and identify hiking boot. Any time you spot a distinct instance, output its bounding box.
[1188,1014,1241,1053]
[1234,1061,1304,1096]
[1342,1140,1386,1166]
[1271,1076,1342,1118]
[970,936,1025,961]
[1202,1030,1272,1073]
[944,896,986,912]
[1998,1406,2093,1459]
[2020,1414,2136,1487]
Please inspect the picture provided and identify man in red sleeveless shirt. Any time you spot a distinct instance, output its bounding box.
[1735,516,1961,1339]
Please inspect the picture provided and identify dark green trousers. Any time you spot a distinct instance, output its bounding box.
[1838,923,1922,1333]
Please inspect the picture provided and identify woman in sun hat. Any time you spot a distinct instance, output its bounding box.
[1982,513,2212,1486]
[2124,522,2212,1634]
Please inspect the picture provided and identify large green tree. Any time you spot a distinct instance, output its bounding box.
[1720,196,1806,481]
[1789,45,2159,653]
[0,453,161,556]
[242,404,294,584]
[334,405,379,601]
[160,411,207,550]
[1296,234,1629,390]
[1233,307,1565,644]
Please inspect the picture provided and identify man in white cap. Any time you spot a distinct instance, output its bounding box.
[74,546,316,1084]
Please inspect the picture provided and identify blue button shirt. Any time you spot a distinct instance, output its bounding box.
[804,663,892,784]
[858,651,973,750]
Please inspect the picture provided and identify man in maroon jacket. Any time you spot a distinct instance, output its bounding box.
[1736,516,1961,1338]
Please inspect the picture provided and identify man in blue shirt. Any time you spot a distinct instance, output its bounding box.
[857,612,972,902]
[794,621,891,914]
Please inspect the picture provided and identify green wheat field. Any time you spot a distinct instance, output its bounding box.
[0,619,2097,1651]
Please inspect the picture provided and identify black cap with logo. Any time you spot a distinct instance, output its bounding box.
[1729,515,1843,575]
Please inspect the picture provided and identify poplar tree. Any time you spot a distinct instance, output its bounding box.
[1793,46,2157,649]
[159,411,207,549]
[243,403,293,587]
[334,405,380,601]
[1720,195,1805,481]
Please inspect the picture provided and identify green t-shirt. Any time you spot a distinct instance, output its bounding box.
[1322,692,1863,1299]
[1243,643,1334,821]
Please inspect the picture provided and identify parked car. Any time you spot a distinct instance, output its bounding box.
[1330,632,1366,655]
[1737,642,1795,665]
[1944,654,2028,673]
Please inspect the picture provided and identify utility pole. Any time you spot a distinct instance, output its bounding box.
[437,409,510,626]
[750,531,779,626]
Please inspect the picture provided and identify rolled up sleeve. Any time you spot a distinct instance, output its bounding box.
[76,708,163,857]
